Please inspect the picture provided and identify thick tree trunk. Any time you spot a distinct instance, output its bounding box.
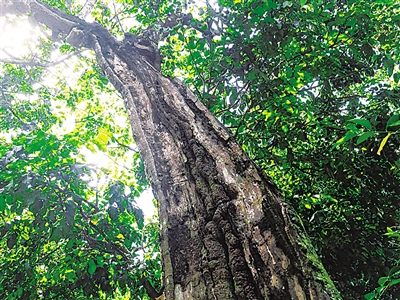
[93,33,341,300]
[2,1,341,299]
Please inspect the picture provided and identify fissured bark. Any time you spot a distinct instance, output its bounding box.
[2,1,341,299]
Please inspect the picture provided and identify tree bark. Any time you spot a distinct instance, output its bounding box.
[2,1,341,299]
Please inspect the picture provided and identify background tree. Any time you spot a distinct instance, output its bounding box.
[0,0,399,299]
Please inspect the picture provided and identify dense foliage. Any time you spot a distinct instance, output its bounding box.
[1,0,399,299]
[162,1,400,298]
[0,30,160,299]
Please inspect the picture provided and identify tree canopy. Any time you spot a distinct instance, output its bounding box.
[0,0,400,299]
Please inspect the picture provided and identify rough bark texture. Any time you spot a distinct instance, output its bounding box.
[2,1,342,299]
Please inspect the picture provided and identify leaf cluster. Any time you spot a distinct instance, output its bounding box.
[0,35,159,299]
[159,0,400,298]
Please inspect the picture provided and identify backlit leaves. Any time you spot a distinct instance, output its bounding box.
[1,0,400,298]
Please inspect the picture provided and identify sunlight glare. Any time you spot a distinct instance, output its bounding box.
[0,16,44,60]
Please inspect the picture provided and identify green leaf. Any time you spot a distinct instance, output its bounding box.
[248,69,258,82]
[17,288,23,297]
[388,278,400,287]
[65,269,76,281]
[386,114,400,128]
[0,196,5,211]
[388,266,400,277]
[364,293,376,300]
[394,72,400,83]
[253,4,267,16]
[286,66,293,78]
[267,0,277,9]
[350,119,372,130]
[331,132,357,150]
[356,132,375,145]
[387,120,400,128]
[344,131,358,141]
[88,260,96,276]
[188,39,196,50]
[378,276,388,286]
[96,256,105,268]
[99,76,109,85]
[66,239,75,249]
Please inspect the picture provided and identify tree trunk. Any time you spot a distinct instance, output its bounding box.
[2,1,341,299]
